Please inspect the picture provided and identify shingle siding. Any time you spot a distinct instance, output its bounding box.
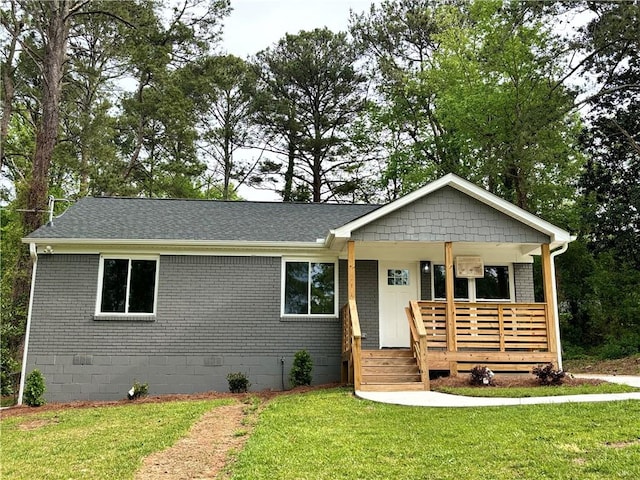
[351,187,550,244]
[26,254,355,402]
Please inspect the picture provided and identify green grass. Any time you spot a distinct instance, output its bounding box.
[229,388,640,480]
[1,396,17,407]
[1,399,231,480]
[435,382,640,398]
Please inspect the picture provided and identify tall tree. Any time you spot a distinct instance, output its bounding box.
[189,55,259,200]
[350,0,444,201]
[254,28,367,202]
[578,0,639,266]
[0,0,231,394]
[117,0,231,198]
[427,1,583,220]
[17,0,85,233]
[351,0,583,221]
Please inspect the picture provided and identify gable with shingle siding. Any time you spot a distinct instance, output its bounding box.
[351,186,550,244]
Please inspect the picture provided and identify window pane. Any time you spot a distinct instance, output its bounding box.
[387,269,409,286]
[129,260,157,313]
[101,259,128,313]
[311,263,335,314]
[285,262,309,314]
[434,265,446,298]
[455,274,469,299]
[476,266,510,300]
[433,265,469,299]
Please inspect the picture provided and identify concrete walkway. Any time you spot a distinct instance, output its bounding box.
[356,375,640,407]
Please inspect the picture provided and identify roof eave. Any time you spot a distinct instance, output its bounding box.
[23,237,327,250]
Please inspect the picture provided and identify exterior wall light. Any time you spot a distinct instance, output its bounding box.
[421,260,431,274]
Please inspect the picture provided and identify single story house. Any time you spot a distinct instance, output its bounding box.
[19,174,573,403]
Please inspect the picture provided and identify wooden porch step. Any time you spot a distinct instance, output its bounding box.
[359,382,427,392]
[362,365,420,375]
[359,349,425,391]
[362,373,422,383]
[362,358,417,367]
[362,349,414,358]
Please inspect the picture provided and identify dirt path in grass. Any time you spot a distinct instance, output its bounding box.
[134,402,251,480]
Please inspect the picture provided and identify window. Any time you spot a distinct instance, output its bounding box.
[283,261,336,316]
[433,265,469,300]
[387,269,409,286]
[476,266,510,300]
[97,257,158,314]
[433,264,511,302]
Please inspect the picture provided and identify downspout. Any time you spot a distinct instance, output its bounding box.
[17,243,38,405]
[550,240,572,371]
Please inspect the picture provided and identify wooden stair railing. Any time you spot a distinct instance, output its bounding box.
[341,299,362,390]
[406,301,430,390]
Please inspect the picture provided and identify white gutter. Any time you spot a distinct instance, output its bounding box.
[550,239,574,370]
[20,237,327,249]
[18,243,38,405]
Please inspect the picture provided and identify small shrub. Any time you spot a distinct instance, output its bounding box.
[127,381,149,400]
[533,363,566,386]
[469,365,495,386]
[290,350,313,387]
[23,369,46,406]
[227,372,250,393]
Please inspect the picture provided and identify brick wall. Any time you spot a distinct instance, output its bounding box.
[27,254,373,402]
[339,260,379,349]
[513,263,536,303]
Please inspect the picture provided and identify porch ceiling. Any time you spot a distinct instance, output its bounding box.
[337,241,539,263]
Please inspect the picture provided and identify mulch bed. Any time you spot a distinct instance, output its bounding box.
[0,383,341,419]
[430,374,605,389]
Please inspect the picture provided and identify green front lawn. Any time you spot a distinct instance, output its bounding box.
[1,399,231,480]
[2,389,639,480]
[229,388,640,480]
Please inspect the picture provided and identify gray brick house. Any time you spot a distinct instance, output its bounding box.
[19,174,573,402]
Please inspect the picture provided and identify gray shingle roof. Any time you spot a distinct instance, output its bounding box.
[26,197,381,243]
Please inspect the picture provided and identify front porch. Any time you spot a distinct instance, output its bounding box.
[340,241,560,392]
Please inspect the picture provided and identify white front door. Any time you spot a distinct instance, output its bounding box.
[379,261,419,348]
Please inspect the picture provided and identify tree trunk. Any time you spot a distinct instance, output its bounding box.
[0,1,21,171]
[222,102,233,200]
[23,1,71,233]
[282,110,297,202]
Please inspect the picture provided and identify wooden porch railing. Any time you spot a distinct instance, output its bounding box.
[341,299,362,389]
[413,301,550,352]
[406,301,430,390]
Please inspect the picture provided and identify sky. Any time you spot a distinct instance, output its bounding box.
[222,0,376,58]
[220,1,380,201]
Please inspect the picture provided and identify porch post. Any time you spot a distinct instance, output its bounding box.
[540,243,559,356]
[348,240,356,302]
[444,241,457,374]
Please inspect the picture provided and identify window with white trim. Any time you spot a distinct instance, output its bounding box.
[433,264,512,302]
[282,260,336,316]
[97,256,159,314]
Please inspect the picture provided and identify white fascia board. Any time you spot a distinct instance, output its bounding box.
[22,237,328,256]
[331,173,573,247]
